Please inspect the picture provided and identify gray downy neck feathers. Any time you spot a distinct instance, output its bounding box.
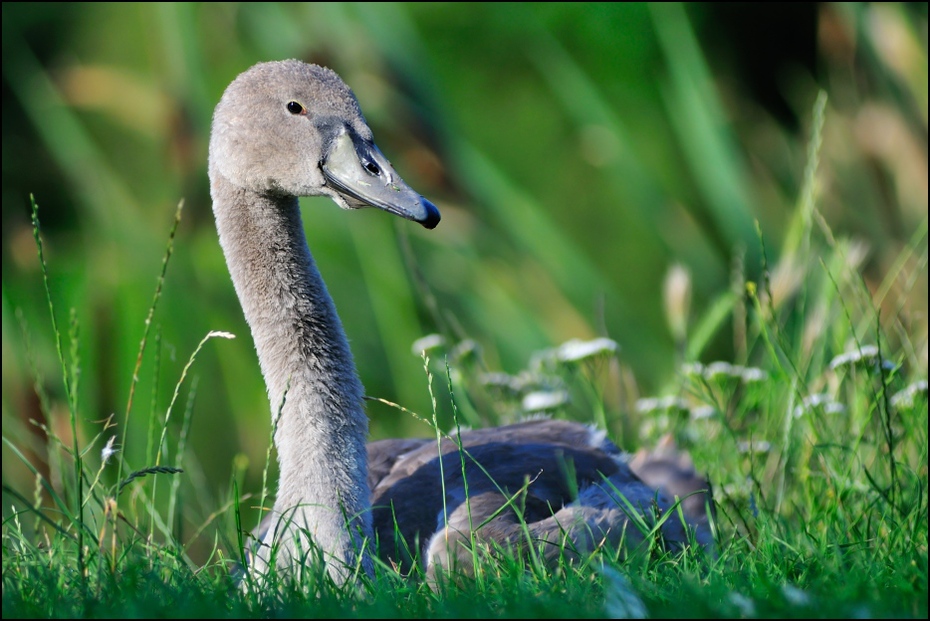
[208,60,438,583]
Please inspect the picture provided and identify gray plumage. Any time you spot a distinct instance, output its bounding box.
[209,60,712,585]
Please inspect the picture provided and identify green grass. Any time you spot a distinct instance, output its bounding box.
[2,2,927,618]
[4,112,928,614]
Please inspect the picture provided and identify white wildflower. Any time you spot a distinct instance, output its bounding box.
[704,361,739,380]
[683,361,767,385]
[737,440,772,454]
[556,337,619,362]
[690,405,717,420]
[890,380,928,409]
[412,333,446,355]
[635,396,689,414]
[793,393,846,417]
[740,367,768,383]
[521,390,570,413]
[450,339,480,362]
[829,345,878,369]
[531,337,619,371]
[829,345,895,371]
[796,393,844,413]
[681,362,705,377]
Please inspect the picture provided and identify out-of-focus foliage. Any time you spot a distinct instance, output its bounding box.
[2,3,926,561]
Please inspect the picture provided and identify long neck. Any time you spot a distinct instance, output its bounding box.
[210,171,373,581]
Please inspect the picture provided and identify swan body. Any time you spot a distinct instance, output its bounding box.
[209,60,712,584]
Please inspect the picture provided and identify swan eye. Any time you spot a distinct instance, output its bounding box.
[286,101,304,115]
[364,161,381,175]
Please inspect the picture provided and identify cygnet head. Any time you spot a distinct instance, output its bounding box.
[209,59,440,229]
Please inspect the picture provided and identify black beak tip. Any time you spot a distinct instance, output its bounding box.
[419,198,441,230]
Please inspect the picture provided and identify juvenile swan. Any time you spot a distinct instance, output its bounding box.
[209,60,713,584]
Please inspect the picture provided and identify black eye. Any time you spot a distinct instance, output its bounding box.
[286,101,304,115]
[364,161,380,175]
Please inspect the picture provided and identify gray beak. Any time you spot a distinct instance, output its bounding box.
[322,130,441,229]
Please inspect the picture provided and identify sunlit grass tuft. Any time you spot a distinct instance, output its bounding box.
[3,102,927,613]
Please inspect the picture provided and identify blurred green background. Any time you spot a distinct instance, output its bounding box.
[2,3,926,557]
